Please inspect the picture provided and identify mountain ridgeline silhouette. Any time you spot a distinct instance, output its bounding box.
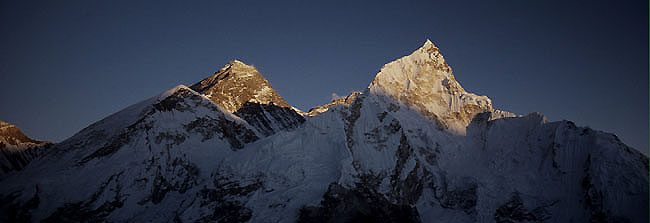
[0,40,647,223]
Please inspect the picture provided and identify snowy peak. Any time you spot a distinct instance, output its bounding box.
[65,83,260,167]
[189,60,291,113]
[64,84,259,156]
[368,40,505,134]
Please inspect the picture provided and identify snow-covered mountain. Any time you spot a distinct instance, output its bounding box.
[0,121,51,177]
[0,40,646,223]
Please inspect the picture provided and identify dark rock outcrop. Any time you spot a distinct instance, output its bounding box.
[298,183,420,223]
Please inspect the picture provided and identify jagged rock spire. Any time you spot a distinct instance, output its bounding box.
[368,40,498,134]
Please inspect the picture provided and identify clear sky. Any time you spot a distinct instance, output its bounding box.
[1,1,647,155]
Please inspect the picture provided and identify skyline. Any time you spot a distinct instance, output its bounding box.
[0,1,647,154]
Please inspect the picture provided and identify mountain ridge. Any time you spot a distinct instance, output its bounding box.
[0,40,646,223]
[0,120,51,177]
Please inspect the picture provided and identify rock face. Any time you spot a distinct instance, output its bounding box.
[0,40,647,223]
[0,121,48,150]
[190,60,305,136]
[368,40,515,134]
[0,121,51,176]
[190,60,292,113]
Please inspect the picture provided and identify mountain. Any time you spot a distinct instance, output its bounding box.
[0,121,51,176]
[368,40,516,134]
[190,60,305,136]
[0,40,647,223]
[189,60,292,113]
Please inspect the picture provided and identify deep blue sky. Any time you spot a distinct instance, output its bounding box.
[1,1,647,154]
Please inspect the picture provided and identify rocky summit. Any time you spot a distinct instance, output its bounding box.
[189,60,292,113]
[0,40,647,223]
[0,121,51,177]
